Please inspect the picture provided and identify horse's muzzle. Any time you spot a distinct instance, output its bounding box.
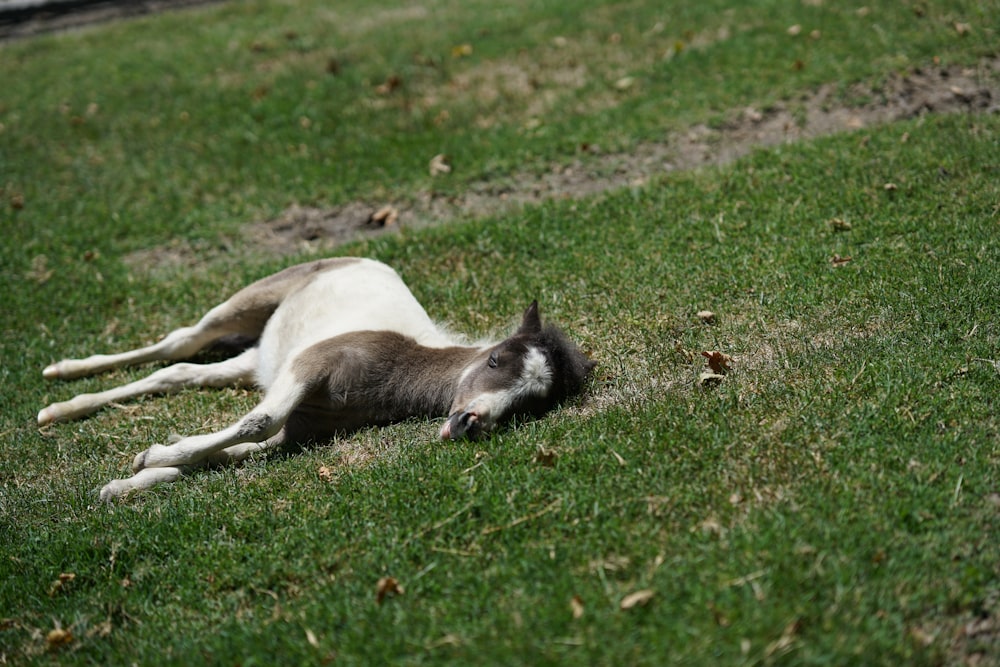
[439,410,483,440]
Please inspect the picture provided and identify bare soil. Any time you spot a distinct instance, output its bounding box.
[129,57,999,273]
[0,0,221,40]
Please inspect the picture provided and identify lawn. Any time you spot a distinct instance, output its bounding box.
[1,0,998,664]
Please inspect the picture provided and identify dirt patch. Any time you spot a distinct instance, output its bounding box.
[125,57,999,273]
[0,0,222,40]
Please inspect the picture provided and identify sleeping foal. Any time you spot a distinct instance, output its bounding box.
[38,258,595,500]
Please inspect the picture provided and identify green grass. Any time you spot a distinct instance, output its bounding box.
[2,0,999,664]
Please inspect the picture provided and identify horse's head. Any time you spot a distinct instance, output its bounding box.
[440,301,596,440]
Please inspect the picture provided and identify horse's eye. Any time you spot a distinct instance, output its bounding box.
[488,352,498,368]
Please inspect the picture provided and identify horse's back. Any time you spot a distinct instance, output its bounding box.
[255,259,456,388]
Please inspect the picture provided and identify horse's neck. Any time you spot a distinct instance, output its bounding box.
[379,344,487,416]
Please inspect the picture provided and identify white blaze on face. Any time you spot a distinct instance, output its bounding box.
[518,346,553,398]
[458,346,553,429]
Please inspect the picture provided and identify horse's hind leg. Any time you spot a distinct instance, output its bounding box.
[38,348,259,426]
[43,296,266,381]
[42,258,353,381]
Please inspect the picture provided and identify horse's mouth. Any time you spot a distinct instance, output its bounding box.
[440,410,484,440]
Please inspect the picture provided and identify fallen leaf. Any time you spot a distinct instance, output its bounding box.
[429,154,451,176]
[620,589,655,610]
[317,465,335,482]
[534,446,557,467]
[614,76,635,90]
[46,627,73,649]
[883,182,898,191]
[588,555,631,574]
[708,601,731,627]
[374,75,402,96]
[830,254,853,267]
[829,218,852,231]
[570,595,585,619]
[48,572,75,597]
[376,576,404,604]
[674,340,697,364]
[953,22,971,36]
[696,310,716,324]
[787,24,802,36]
[10,193,24,209]
[305,628,320,648]
[697,517,724,535]
[369,205,399,227]
[702,350,733,374]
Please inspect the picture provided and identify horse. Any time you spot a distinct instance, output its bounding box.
[38,258,596,500]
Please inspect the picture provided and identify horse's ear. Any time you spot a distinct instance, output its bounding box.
[519,300,542,334]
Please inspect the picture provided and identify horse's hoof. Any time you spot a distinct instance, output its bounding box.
[132,450,148,473]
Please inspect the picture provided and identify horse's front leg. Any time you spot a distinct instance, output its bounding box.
[100,368,310,500]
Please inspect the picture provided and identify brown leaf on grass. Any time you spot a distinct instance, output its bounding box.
[953,22,971,36]
[369,205,399,227]
[317,466,335,483]
[829,218,852,232]
[534,446,557,467]
[46,627,73,650]
[830,254,853,267]
[674,340,697,364]
[570,595,585,619]
[429,154,451,176]
[696,310,716,324]
[708,601,731,627]
[702,350,733,374]
[48,573,75,597]
[374,75,402,96]
[620,589,655,610]
[614,76,635,90]
[376,576,404,604]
